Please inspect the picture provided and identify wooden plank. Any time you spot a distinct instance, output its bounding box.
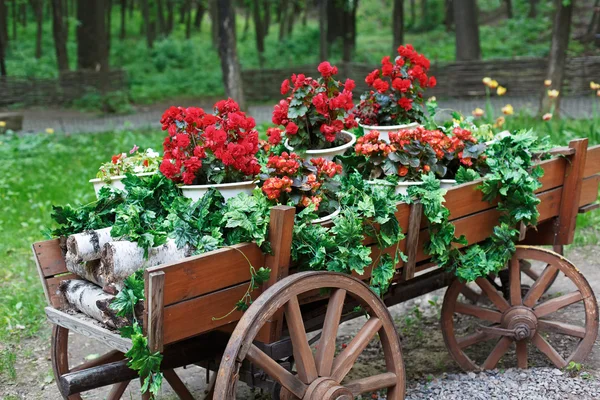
[579,203,599,213]
[262,205,296,342]
[162,282,261,345]
[146,242,265,306]
[46,273,78,309]
[583,145,600,178]
[146,271,165,353]
[555,139,588,244]
[403,202,423,281]
[45,307,132,353]
[579,175,600,206]
[33,239,67,278]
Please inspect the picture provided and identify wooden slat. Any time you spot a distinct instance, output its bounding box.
[579,203,600,213]
[583,145,600,178]
[146,243,265,306]
[403,202,423,281]
[45,307,132,353]
[555,139,588,244]
[33,239,67,278]
[146,271,165,352]
[162,282,261,345]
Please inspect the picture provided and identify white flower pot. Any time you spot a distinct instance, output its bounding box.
[366,180,424,196]
[284,130,356,161]
[180,180,257,202]
[311,207,341,225]
[89,172,156,198]
[440,179,457,189]
[359,122,420,143]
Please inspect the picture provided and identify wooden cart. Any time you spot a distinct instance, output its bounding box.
[34,139,600,400]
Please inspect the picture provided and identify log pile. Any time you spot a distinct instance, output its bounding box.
[59,228,191,328]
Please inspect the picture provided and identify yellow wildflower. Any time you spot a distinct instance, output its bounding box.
[482,77,492,86]
[591,81,600,90]
[494,117,505,128]
[428,96,437,102]
[472,108,485,117]
[544,79,552,87]
[547,89,560,99]
[489,80,499,89]
[502,104,514,115]
[542,113,553,121]
[0,121,5,128]
[497,86,507,96]
[46,128,55,134]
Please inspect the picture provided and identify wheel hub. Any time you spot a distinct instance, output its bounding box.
[303,378,354,400]
[501,306,537,341]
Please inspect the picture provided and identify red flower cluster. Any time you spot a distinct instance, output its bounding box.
[159,99,260,185]
[267,152,301,175]
[355,131,397,157]
[262,176,293,200]
[311,157,343,178]
[357,45,436,126]
[275,61,358,149]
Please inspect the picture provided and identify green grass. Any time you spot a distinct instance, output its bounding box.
[3,0,592,107]
[0,115,598,379]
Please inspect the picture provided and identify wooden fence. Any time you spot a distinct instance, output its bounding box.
[0,69,128,107]
[241,56,600,101]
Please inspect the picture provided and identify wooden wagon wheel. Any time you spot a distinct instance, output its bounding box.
[214,271,406,400]
[441,245,599,371]
[51,325,194,399]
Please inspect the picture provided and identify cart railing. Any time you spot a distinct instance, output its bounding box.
[34,140,600,353]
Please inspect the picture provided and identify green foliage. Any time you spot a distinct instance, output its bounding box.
[125,322,164,396]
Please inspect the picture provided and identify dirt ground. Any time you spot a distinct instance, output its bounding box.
[1,245,599,400]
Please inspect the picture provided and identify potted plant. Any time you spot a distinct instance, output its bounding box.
[269,61,358,160]
[353,126,485,194]
[355,45,436,142]
[159,99,261,201]
[89,146,161,197]
[258,151,342,223]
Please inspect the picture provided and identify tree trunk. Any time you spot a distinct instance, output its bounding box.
[580,0,599,44]
[263,0,270,35]
[51,0,69,71]
[0,0,8,47]
[119,0,126,39]
[540,0,574,115]
[76,0,108,70]
[11,0,17,40]
[140,0,155,48]
[242,4,251,38]
[105,0,112,51]
[392,0,404,53]
[278,0,288,41]
[217,0,246,110]
[63,0,69,33]
[34,0,43,59]
[528,0,537,18]
[252,0,265,67]
[302,0,307,26]
[326,0,343,42]
[194,0,205,29]
[421,0,428,29]
[319,0,327,60]
[287,0,300,36]
[166,0,174,34]
[453,0,481,61]
[157,0,167,34]
[19,3,25,27]
[210,0,218,47]
[409,0,415,27]
[185,0,191,38]
[0,21,6,76]
[444,0,453,31]
[342,1,357,62]
[505,0,513,18]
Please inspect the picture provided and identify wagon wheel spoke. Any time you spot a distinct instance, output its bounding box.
[457,329,496,349]
[532,333,567,368]
[523,264,559,307]
[510,256,522,305]
[246,344,308,399]
[533,291,583,318]
[285,295,318,384]
[107,381,130,400]
[538,320,586,338]
[70,350,125,373]
[315,288,346,377]
[345,372,398,396]
[330,317,383,383]
[454,302,503,323]
[516,341,528,369]
[474,278,510,312]
[482,336,513,370]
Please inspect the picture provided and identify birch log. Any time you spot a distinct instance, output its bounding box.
[59,280,128,329]
[65,253,107,287]
[101,239,189,284]
[66,227,113,262]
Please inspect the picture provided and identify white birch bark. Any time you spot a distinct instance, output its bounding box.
[59,279,126,328]
[66,227,113,262]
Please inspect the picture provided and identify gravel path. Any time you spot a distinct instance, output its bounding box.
[406,368,600,400]
[10,95,598,135]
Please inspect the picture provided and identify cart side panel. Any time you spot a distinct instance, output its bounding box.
[32,239,75,308]
[583,144,600,178]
